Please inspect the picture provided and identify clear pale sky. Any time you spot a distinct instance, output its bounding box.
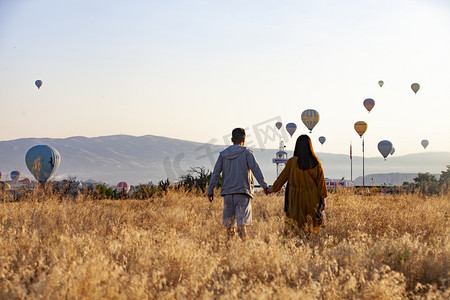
[1,0,449,157]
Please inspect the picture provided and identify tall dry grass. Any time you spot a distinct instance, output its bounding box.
[0,188,448,299]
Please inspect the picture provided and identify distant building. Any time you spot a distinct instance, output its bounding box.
[272,140,289,177]
[325,178,353,189]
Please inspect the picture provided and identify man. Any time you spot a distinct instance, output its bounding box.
[208,128,270,239]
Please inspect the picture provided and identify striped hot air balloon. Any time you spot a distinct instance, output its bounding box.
[301,109,320,133]
[363,98,375,113]
[10,170,21,183]
[21,178,32,184]
[117,182,130,193]
[354,121,368,137]
[285,123,297,137]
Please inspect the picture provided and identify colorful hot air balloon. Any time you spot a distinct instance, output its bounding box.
[35,80,43,89]
[301,109,320,133]
[21,178,32,184]
[117,182,130,193]
[378,140,393,160]
[363,98,375,113]
[390,147,395,156]
[318,136,326,145]
[354,121,368,137]
[275,122,282,130]
[25,145,61,183]
[10,170,21,183]
[285,123,297,137]
[378,80,384,87]
[411,83,420,94]
[421,139,429,149]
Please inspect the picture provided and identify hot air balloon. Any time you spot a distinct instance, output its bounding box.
[35,80,43,89]
[411,83,420,94]
[25,145,61,183]
[421,139,429,149]
[286,123,297,137]
[363,98,375,113]
[301,109,320,133]
[354,121,368,137]
[318,136,326,145]
[378,140,393,160]
[378,80,384,87]
[390,147,395,156]
[10,170,21,183]
[21,178,32,184]
[275,122,282,130]
[117,182,130,193]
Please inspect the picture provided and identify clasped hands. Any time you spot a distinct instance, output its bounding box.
[263,186,273,195]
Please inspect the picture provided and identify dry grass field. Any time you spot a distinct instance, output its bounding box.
[0,188,448,299]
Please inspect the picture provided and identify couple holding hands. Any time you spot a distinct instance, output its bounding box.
[207,128,328,239]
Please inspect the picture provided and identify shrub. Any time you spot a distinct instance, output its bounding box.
[93,184,117,199]
[157,179,171,192]
[178,166,217,193]
[52,177,81,198]
[413,172,439,195]
[439,165,450,191]
[132,184,158,200]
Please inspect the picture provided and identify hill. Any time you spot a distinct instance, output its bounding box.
[352,173,440,187]
[0,134,448,185]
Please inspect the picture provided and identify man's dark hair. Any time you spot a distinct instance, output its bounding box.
[232,128,246,144]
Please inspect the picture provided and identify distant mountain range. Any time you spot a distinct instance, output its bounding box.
[352,173,440,187]
[0,134,448,186]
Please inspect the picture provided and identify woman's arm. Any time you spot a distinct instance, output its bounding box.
[272,158,292,192]
[316,161,328,198]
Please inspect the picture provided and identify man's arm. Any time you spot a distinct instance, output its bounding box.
[207,156,223,201]
[246,151,268,190]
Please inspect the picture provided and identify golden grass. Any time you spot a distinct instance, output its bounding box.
[0,188,448,299]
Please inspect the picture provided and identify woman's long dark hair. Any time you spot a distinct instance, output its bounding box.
[294,135,319,170]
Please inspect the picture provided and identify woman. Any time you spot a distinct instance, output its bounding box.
[271,135,327,233]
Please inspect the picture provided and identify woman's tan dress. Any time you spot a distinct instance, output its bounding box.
[272,157,328,229]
